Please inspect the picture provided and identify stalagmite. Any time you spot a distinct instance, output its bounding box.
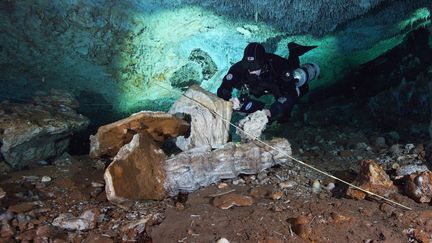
[103,135,292,203]
[169,85,233,151]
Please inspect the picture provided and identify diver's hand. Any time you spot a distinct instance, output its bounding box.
[229,97,241,110]
[263,109,271,117]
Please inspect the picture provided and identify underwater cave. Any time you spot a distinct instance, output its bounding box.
[1,0,432,242]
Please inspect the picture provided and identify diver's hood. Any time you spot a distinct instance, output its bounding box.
[242,42,266,71]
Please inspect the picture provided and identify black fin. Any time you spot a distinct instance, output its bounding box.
[288,42,318,56]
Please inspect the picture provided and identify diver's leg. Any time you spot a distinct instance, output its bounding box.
[269,95,297,123]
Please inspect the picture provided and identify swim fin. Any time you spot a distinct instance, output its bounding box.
[287,42,318,56]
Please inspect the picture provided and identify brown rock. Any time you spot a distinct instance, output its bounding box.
[250,187,270,199]
[404,171,432,203]
[413,229,431,243]
[213,193,254,209]
[1,220,15,238]
[36,224,54,239]
[175,202,185,211]
[15,229,36,241]
[330,212,352,224]
[104,131,167,203]
[272,191,284,200]
[90,111,189,158]
[120,217,150,242]
[8,202,34,213]
[346,159,397,200]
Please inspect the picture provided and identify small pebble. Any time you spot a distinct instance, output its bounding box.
[272,191,283,200]
[312,179,321,194]
[41,176,52,183]
[217,183,228,189]
[216,238,230,243]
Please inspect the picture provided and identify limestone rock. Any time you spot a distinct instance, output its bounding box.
[164,138,292,196]
[404,171,432,203]
[90,111,189,158]
[396,164,429,179]
[32,89,79,109]
[104,131,167,203]
[104,134,291,203]
[52,209,99,231]
[346,159,397,200]
[0,91,89,169]
[169,85,232,151]
[236,110,268,143]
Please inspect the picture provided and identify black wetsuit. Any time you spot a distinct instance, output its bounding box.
[217,51,307,122]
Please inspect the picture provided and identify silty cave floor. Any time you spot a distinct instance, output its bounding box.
[1,111,432,242]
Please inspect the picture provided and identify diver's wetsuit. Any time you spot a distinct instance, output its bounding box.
[217,42,315,123]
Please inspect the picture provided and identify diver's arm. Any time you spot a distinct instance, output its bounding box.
[217,66,240,100]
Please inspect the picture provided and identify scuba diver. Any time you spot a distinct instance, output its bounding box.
[217,42,320,123]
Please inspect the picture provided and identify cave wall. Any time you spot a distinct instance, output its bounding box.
[0,0,430,121]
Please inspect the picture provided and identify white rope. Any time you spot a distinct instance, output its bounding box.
[156,84,413,211]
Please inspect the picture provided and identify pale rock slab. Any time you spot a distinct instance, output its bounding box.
[236,110,268,143]
[164,138,292,196]
[169,85,233,151]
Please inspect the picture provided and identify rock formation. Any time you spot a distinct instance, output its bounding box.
[89,111,190,158]
[0,90,89,169]
[103,132,291,203]
[236,110,268,143]
[346,159,397,200]
[169,85,232,151]
[404,171,432,203]
[104,131,167,202]
[164,138,292,196]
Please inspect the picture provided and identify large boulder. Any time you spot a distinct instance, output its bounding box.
[0,90,89,169]
[89,111,190,158]
[169,85,233,151]
[104,131,167,202]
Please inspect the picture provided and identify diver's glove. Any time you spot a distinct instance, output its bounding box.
[229,97,241,110]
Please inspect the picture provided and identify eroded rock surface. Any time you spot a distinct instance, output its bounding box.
[236,110,268,143]
[104,131,167,203]
[164,138,292,196]
[404,171,432,203]
[0,90,89,169]
[346,159,397,200]
[169,85,232,151]
[90,111,189,158]
[104,133,291,203]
